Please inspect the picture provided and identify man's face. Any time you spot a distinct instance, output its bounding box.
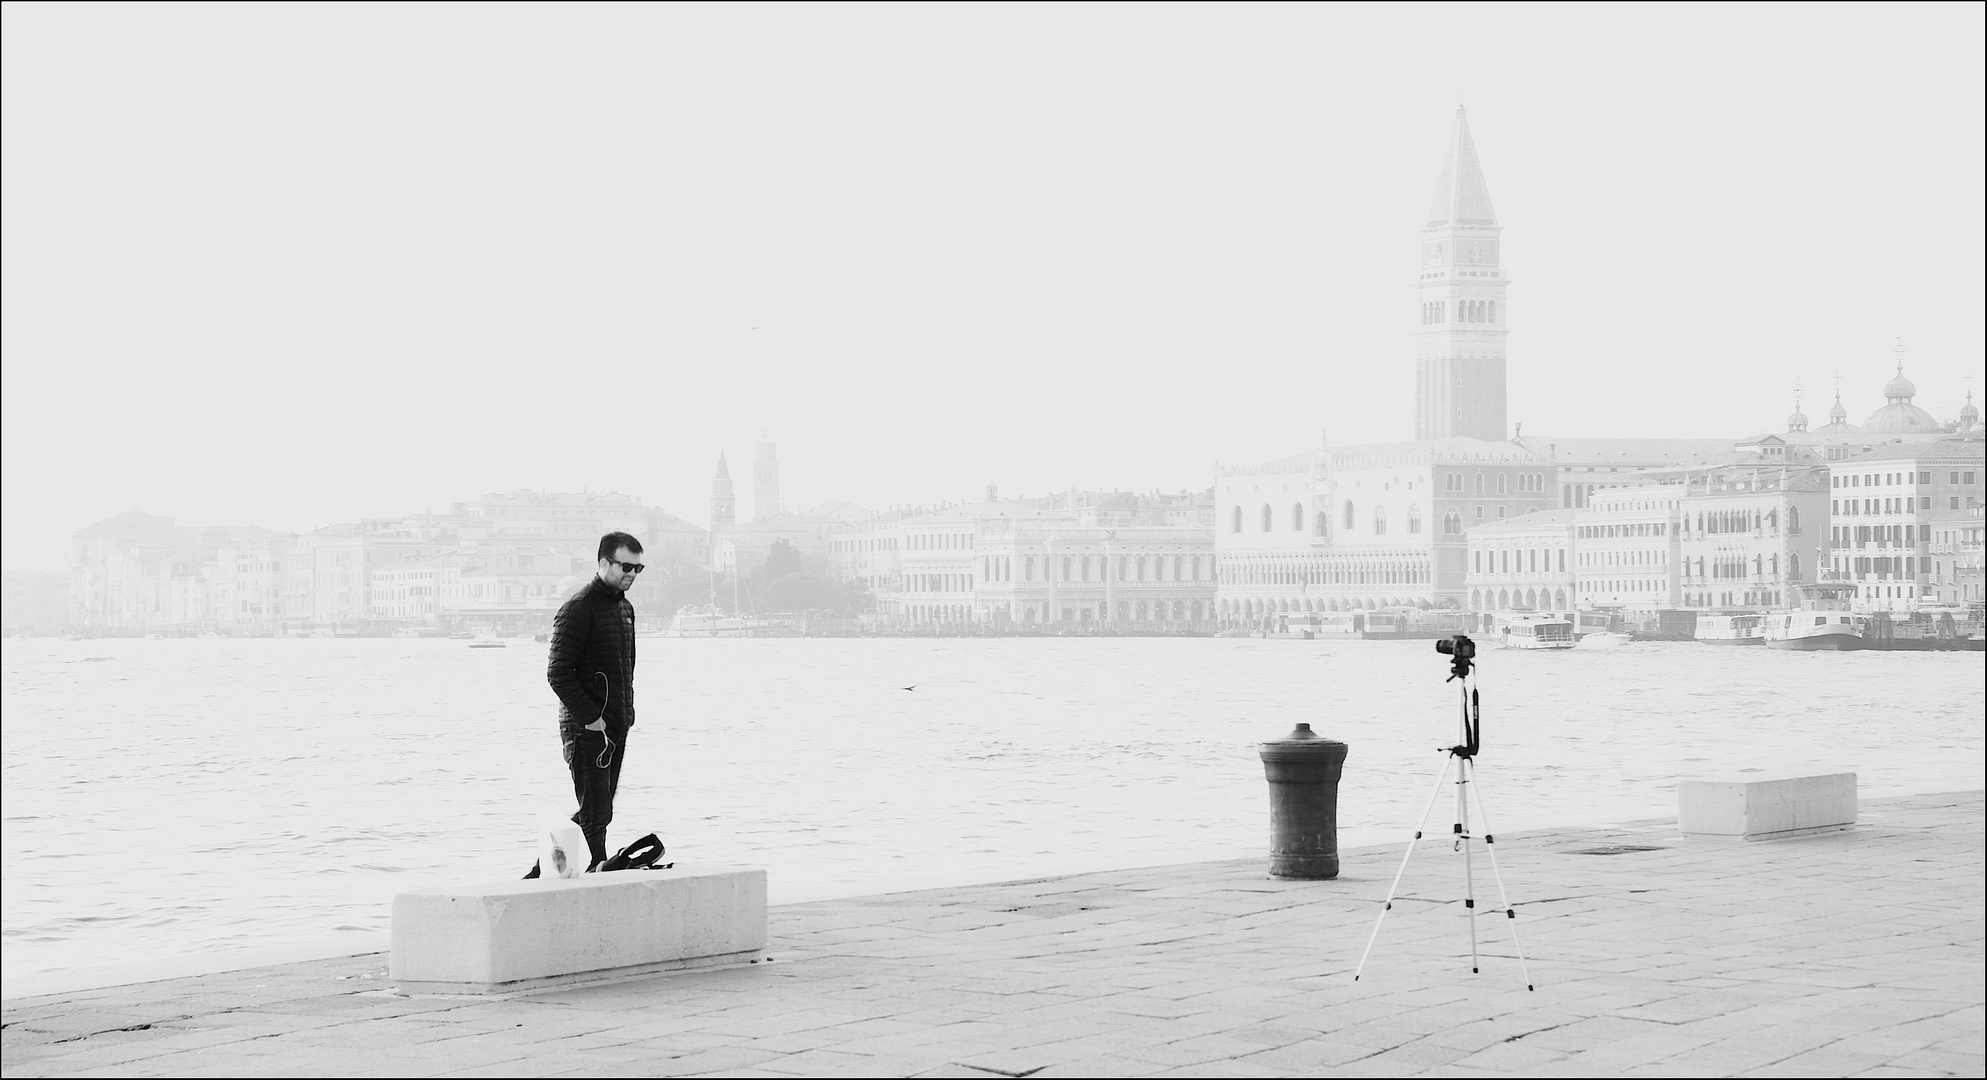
[598,547,644,591]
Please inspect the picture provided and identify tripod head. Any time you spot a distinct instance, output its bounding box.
[1433,635,1481,759]
[1435,634,1475,681]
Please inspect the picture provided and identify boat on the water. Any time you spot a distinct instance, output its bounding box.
[666,605,750,638]
[1762,611,1863,651]
[1575,630,1633,648]
[1500,613,1575,650]
[1695,613,1765,646]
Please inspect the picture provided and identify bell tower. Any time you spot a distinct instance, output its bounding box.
[753,431,782,519]
[709,452,736,531]
[1414,106,1509,442]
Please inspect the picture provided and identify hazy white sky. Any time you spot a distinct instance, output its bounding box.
[4,3,1982,570]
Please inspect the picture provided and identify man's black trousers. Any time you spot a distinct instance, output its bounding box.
[560,724,626,870]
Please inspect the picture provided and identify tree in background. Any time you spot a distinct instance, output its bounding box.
[750,539,858,616]
[763,539,803,582]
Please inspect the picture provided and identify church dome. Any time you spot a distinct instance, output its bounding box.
[1863,363,1939,434]
[1863,402,1941,434]
[1813,392,1862,435]
[1960,392,1979,431]
[1786,401,1808,432]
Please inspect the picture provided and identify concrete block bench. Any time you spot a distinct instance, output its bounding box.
[1677,773,1857,841]
[391,867,766,995]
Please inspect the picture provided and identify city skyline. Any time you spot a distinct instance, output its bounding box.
[5,4,1983,572]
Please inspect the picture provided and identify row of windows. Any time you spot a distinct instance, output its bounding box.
[1680,554,1787,580]
[1831,470,1976,488]
[1222,564,1432,587]
[1833,555,1918,577]
[1471,587,1572,610]
[1695,509,1789,534]
[1444,471,1547,494]
[1837,524,1921,546]
[1472,548,1567,575]
[1579,523,1669,539]
[993,553,1212,583]
[1837,497,1933,515]
[1232,502,1527,535]
[1581,549,1663,567]
[1419,299,1500,324]
[1836,496,1977,513]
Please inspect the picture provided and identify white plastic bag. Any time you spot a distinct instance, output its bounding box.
[538,819,587,879]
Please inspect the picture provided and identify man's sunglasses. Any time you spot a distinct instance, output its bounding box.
[605,560,645,574]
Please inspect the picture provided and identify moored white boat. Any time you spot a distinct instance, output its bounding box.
[1762,611,1864,651]
[1695,613,1765,646]
[1575,630,1633,648]
[1500,614,1575,649]
[666,605,749,637]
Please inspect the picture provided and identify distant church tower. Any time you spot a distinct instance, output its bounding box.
[1414,106,1509,442]
[709,452,736,530]
[753,431,782,519]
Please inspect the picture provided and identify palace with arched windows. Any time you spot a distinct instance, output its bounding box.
[1214,440,1553,626]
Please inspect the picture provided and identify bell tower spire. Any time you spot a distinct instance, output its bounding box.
[1414,105,1509,441]
[709,451,736,531]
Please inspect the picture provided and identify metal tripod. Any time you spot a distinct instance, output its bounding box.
[1352,668,1534,989]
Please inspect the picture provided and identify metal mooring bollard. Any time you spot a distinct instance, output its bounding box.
[1259,723,1349,879]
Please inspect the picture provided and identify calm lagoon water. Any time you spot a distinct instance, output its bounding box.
[3,636,1982,995]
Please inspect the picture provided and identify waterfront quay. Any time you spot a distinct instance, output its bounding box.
[4,791,1979,1078]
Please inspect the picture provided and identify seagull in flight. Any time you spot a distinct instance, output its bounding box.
[902,685,916,691]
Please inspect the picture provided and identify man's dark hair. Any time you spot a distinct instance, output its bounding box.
[597,532,644,561]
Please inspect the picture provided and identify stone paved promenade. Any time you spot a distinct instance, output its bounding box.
[5,791,1981,1078]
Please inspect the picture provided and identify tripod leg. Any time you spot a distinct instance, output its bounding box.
[1465,764,1536,991]
[1353,754,1454,983]
[1458,757,1481,974]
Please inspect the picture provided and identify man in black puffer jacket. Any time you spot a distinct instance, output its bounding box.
[546,531,643,870]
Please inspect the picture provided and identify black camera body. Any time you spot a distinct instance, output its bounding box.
[1436,633,1475,680]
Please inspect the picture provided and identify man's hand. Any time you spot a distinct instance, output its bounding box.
[584,719,606,733]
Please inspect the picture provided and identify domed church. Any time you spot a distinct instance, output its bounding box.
[1861,362,1944,436]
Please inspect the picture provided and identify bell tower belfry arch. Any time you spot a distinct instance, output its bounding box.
[1414,106,1509,442]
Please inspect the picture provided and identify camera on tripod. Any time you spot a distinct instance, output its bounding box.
[1435,633,1475,680]
[1354,627,1533,990]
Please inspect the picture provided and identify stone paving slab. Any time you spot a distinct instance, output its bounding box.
[5,791,1981,1078]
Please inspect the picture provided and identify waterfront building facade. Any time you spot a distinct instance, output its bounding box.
[973,518,1216,630]
[369,558,465,623]
[1464,509,1577,612]
[1215,439,1551,624]
[2,571,70,636]
[830,490,1216,629]
[1825,438,1985,612]
[1926,504,1983,606]
[63,489,688,635]
[209,530,295,631]
[1675,468,1828,610]
[1570,485,1681,610]
[284,528,373,628]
